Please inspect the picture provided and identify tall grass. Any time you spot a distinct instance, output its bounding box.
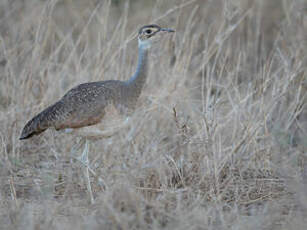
[0,0,306,229]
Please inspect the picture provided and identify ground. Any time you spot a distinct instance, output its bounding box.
[0,0,306,229]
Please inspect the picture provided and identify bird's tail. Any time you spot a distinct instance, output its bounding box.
[20,101,66,140]
[19,111,49,140]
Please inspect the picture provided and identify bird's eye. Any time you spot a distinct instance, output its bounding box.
[145,29,152,34]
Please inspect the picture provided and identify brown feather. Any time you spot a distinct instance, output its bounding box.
[20,80,130,140]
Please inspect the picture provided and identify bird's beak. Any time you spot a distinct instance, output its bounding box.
[161,28,175,33]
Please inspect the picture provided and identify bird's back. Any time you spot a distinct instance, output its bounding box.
[20,80,127,139]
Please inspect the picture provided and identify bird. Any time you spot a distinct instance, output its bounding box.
[19,24,175,140]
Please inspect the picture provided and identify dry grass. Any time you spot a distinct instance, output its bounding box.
[0,0,307,229]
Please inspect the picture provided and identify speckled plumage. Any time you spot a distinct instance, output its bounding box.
[19,25,174,140]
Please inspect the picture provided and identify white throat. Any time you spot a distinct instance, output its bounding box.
[138,38,152,50]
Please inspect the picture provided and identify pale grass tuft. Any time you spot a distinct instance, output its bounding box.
[0,0,306,229]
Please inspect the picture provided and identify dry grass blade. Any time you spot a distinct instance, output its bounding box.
[1,0,307,229]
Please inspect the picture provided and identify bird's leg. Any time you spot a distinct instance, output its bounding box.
[78,138,94,204]
[71,138,106,201]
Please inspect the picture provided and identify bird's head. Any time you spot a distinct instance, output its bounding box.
[138,24,175,50]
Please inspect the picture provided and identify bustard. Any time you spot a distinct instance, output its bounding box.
[20,24,174,202]
[20,24,174,140]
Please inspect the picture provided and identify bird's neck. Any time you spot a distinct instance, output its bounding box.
[125,44,149,97]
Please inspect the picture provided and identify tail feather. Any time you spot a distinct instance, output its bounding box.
[19,102,63,140]
[19,112,48,140]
